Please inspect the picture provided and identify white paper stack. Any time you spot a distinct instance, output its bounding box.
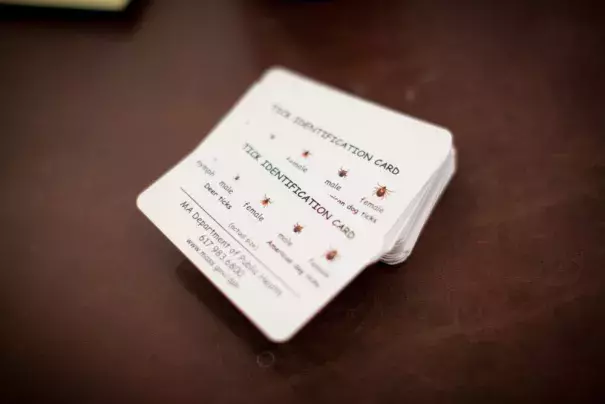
[138,67,456,341]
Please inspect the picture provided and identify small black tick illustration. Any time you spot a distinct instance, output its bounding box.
[261,195,272,207]
[374,184,393,199]
[325,249,338,261]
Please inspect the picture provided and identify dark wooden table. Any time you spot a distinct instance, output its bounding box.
[2,1,604,402]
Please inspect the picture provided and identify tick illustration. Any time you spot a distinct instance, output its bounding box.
[325,249,338,261]
[302,150,311,158]
[261,195,272,207]
[374,184,393,199]
[293,223,304,233]
[338,167,348,178]
[234,175,240,181]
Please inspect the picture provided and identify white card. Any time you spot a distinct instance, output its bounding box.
[220,68,454,253]
[138,103,384,341]
[138,67,455,340]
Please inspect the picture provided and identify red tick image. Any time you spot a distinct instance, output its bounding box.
[293,223,304,233]
[302,150,311,158]
[325,249,338,261]
[261,195,272,207]
[338,167,348,178]
[374,184,393,199]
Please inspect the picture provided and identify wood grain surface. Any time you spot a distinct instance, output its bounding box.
[1,1,604,403]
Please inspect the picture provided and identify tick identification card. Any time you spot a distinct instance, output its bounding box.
[138,87,385,342]
[138,67,455,341]
[207,68,453,252]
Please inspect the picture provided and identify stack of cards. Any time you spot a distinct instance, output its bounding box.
[138,68,456,341]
